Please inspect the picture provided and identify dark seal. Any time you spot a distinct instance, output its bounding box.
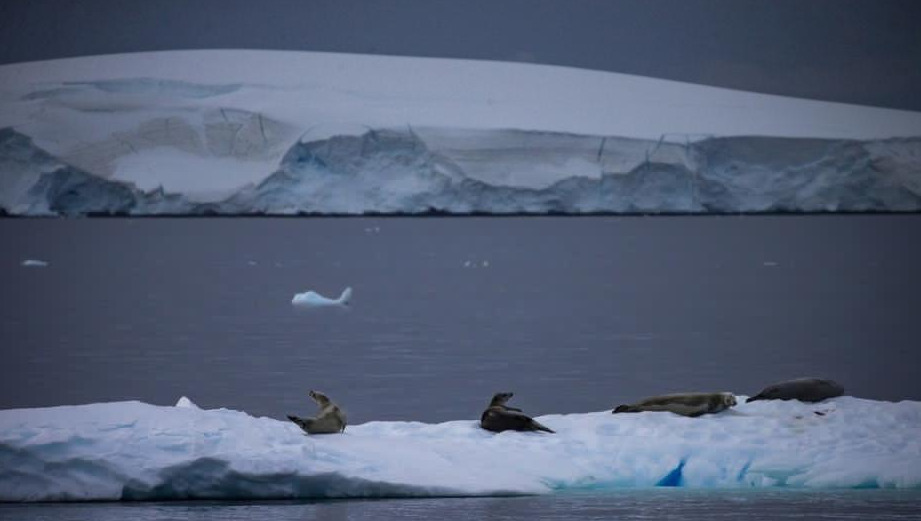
[746,378,844,403]
[480,392,555,433]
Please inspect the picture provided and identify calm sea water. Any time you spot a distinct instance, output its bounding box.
[1,216,920,518]
[2,490,921,520]
[2,216,919,422]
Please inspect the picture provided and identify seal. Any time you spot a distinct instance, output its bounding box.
[746,378,844,403]
[287,390,347,434]
[613,392,737,417]
[480,392,555,433]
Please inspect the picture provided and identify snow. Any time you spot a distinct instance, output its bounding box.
[174,396,199,409]
[3,50,919,144]
[0,397,919,502]
[110,147,272,202]
[0,50,920,215]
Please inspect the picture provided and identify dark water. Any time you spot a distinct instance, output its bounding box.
[1,216,920,424]
[2,490,921,520]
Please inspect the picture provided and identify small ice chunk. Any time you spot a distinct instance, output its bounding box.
[292,287,352,306]
[21,259,49,267]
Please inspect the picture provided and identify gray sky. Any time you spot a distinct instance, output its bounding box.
[1,0,919,111]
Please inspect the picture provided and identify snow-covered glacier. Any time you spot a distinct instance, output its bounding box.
[0,397,919,502]
[1,50,920,215]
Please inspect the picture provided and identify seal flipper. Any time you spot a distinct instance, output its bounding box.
[745,394,765,403]
[613,404,638,413]
[531,419,555,433]
[287,414,314,433]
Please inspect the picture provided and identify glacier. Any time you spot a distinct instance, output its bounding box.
[0,397,919,502]
[1,50,920,216]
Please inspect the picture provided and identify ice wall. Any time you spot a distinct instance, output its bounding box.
[1,126,920,215]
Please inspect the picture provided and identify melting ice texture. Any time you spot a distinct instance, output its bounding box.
[0,397,919,502]
[1,50,921,215]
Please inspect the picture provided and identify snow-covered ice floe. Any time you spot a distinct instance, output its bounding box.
[1,397,919,502]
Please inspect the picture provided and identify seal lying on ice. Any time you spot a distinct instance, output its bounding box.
[480,392,555,433]
[746,378,844,403]
[613,392,737,417]
[287,390,347,434]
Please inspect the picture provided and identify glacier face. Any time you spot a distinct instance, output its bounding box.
[1,126,920,215]
[2,51,921,216]
[0,397,919,502]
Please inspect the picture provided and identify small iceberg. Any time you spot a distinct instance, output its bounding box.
[291,287,352,307]
[21,259,49,267]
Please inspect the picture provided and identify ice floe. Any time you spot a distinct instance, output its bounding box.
[0,396,919,502]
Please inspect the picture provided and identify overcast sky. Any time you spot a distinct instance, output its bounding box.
[1,0,919,111]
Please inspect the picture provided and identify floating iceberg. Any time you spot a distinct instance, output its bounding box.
[0,397,919,502]
[20,259,49,267]
[291,287,353,307]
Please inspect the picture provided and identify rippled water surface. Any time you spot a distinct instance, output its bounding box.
[3,490,921,520]
[2,216,919,423]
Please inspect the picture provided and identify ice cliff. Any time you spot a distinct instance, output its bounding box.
[1,50,920,215]
[2,127,920,215]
